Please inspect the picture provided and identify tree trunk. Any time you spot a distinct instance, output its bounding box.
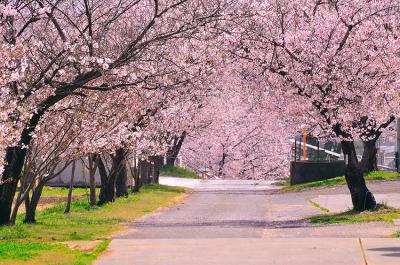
[0,146,27,225]
[116,152,128,197]
[341,141,376,211]
[64,161,76,214]
[98,149,127,205]
[361,140,378,173]
[10,188,23,226]
[132,159,142,192]
[152,156,161,184]
[98,156,114,205]
[23,183,45,223]
[88,155,98,206]
[140,160,152,184]
[166,132,186,166]
[166,155,175,167]
[10,172,31,225]
[218,151,227,178]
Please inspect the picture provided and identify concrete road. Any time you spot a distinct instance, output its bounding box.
[96,178,400,265]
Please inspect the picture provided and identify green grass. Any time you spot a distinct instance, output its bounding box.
[274,177,290,186]
[281,171,400,192]
[0,243,53,260]
[41,187,99,198]
[309,204,400,225]
[0,184,185,265]
[160,165,201,179]
[309,200,330,213]
[281,176,346,192]
[365,171,400,181]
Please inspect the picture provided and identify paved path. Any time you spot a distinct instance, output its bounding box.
[96,178,400,265]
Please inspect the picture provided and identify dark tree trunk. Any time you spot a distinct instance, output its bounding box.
[146,161,151,183]
[341,141,376,211]
[166,132,186,166]
[218,151,227,178]
[149,156,161,184]
[159,156,165,167]
[64,161,76,214]
[98,149,127,205]
[24,184,44,224]
[133,169,142,192]
[116,154,128,198]
[0,146,27,225]
[88,155,98,206]
[361,140,378,173]
[140,160,152,184]
[166,155,175,167]
[98,156,115,205]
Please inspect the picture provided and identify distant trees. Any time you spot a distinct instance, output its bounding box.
[182,86,292,179]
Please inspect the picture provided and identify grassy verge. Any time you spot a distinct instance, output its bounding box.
[281,176,346,192]
[281,171,400,192]
[0,184,185,265]
[274,177,290,186]
[309,200,330,213]
[308,204,400,225]
[160,165,201,179]
[41,187,100,198]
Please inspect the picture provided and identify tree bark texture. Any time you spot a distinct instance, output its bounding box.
[166,132,186,166]
[361,140,379,173]
[341,141,376,211]
[98,149,127,205]
[139,160,151,184]
[116,154,128,197]
[88,155,99,206]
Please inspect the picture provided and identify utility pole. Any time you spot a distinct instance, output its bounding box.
[303,128,307,160]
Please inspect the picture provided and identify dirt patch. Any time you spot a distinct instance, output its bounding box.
[13,195,84,214]
[61,240,103,252]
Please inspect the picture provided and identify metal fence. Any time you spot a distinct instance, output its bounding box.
[291,135,342,162]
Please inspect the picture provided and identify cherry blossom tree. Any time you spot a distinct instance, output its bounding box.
[0,0,229,225]
[233,0,400,210]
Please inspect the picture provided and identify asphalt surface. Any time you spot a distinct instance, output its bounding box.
[96,178,400,265]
